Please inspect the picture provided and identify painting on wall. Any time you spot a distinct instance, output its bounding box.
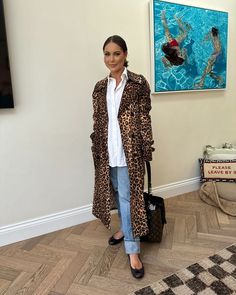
[150,0,228,93]
[0,0,14,108]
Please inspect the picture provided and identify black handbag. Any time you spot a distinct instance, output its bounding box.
[141,162,167,242]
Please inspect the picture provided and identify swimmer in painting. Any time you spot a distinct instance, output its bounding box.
[161,10,192,67]
[195,27,223,88]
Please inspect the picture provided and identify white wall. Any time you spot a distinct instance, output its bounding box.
[0,0,235,242]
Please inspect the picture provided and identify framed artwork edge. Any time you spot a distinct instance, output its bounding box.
[150,88,227,95]
[0,0,14,109]
[149,0,229,95]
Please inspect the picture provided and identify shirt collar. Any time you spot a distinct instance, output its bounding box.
[108,67,128,82]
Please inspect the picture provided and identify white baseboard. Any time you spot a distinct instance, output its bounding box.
[152,176,201,198]
[0,205,95,247]
[0,177,200,247]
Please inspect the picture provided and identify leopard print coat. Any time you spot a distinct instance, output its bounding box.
[90,70,154,237]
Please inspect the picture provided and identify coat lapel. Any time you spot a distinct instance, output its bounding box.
[118,70,141,118]
[118,82,131,118]
[98,70,142,118]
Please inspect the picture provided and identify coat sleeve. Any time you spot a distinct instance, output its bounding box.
[139,76,155,161]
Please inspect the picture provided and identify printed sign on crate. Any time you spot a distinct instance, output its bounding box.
[199,159,236,182]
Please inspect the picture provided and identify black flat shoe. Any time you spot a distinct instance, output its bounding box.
[108,235,124,245]
[128,255,145,279]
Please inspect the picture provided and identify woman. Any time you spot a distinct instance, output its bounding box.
[90,35,154,279]
[161,10,191,67]
[195,27,223,88]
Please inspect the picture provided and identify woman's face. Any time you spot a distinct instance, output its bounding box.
[103,42,127,76]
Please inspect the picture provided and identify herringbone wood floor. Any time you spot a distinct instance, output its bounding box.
[1,190,236,295]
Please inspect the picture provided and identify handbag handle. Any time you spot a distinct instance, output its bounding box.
[145,161,152,194]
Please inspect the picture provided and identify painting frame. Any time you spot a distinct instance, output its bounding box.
[150,0,229,94]
[0,0,14,108]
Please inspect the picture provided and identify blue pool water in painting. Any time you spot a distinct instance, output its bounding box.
[153,0,228,92]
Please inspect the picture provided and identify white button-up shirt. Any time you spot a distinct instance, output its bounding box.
[106,68,128,167]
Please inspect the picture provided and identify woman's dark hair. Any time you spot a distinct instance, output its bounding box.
[166,55,184,66]
[212,27,219,37]
[161,43,184,66]
[103,35,128,67]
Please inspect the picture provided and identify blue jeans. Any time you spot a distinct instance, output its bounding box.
[110,166,140,254]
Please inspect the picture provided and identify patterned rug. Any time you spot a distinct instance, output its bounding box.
[129,244,236,295]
